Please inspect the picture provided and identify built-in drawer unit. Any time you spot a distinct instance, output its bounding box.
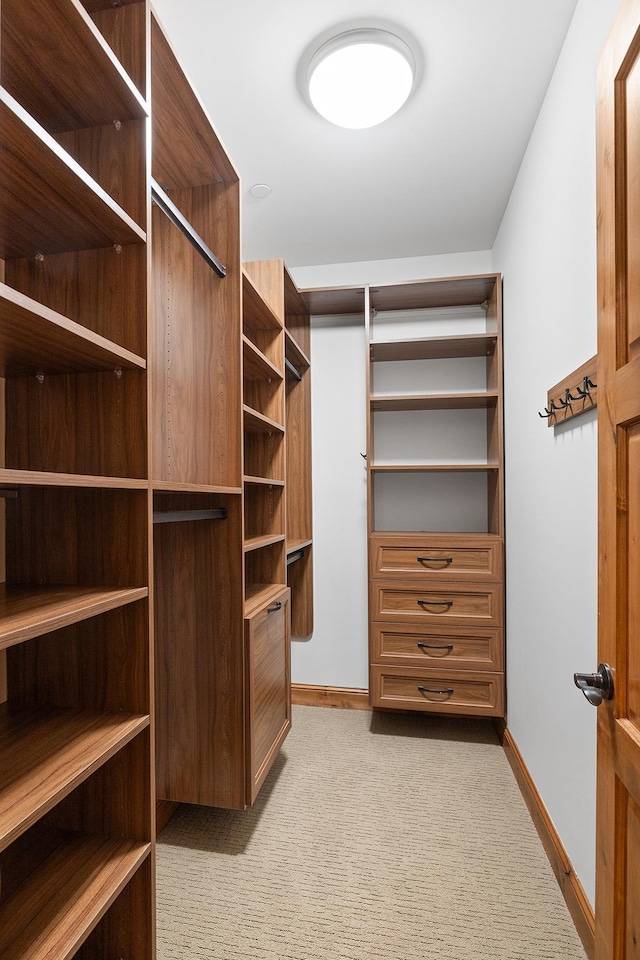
[370,665,504,716]
[371,581,503,627]
[370,623,503,672]
[370,534,502,582]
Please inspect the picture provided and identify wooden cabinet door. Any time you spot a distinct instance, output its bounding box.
[245,586,291,805]
[596,3,640,956]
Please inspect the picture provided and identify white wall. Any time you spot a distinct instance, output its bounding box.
[289,249,492,689]
[492,0,620,908]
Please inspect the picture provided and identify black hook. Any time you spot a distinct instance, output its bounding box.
[538,398,558,419]
[574,376,597,399]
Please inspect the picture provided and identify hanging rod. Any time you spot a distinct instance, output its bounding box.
[153,508,228,525]
[285,357,302,382]
[286,548,305,566]
[151,179,227,278]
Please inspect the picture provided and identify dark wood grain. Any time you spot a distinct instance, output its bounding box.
[0,282,144,374]
[90,1,148,99]
[6,243,148,358]
[0,91,145,259]
[244,483,284,541]
[150,194,241,487]
[1,0,147,133]
[154,494,246,808]
[6,368,147,478]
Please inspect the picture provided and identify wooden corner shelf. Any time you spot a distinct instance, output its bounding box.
[1,0,147,134]
[0,88,146,260]
[0,706,149,852]
[370,333,497,362]
[0,834,151,960]
[0,283,146,376]
[0,585,148,651]
[370,391,498,411]
[152,481,242,496]
[287,538,313,554]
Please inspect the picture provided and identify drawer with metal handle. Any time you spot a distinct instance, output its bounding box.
[370,534,502,582]
[370,623,504,671]
[370,581,503,627]
[370,665,504,717]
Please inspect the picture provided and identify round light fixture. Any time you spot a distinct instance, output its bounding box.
[250,183,272,198]
[307,29,415,129]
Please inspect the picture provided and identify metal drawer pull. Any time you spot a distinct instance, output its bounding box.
[417,556,453,565]
[417,642,454,651]
[418,685,454,695]
[267,601,282,613]
[417,599,453,609]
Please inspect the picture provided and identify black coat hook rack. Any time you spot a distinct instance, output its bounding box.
[539,355,597,426]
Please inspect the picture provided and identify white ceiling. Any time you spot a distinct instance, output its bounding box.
[151,0,579,268]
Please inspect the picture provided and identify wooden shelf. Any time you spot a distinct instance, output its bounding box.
[2,0,147,134]
[244,582,288,619]
[0,468,147,489]
[243,534,286,554]
[0,88,146,260]
[285,329,310,370]
[152,480,242,495]
[287,539,313,554]
[243,405,285,435]
[371,463,500,472]
[242,270,283,332]
[243,336,283,382]
[244,475,285,487]
[0,706,149,852]
[371,391,498,411]
[0,283,146,376]
[369,275,499,312]
[151,14,238,190]
[0,833,150,960]
[0,584,148,651]
[301,284,366,317]
[370,333,498,362]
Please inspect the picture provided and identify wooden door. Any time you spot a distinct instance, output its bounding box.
[596,2,640,956]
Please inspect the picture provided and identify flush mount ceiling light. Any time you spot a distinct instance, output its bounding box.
[307,28,415,129]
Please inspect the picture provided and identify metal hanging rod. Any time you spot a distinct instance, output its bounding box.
[286,548,305,566]
[151,179,227,279]
[153,508,228,525]
[285,357,302,382]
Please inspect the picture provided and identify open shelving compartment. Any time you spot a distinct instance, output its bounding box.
[0,0,155,955]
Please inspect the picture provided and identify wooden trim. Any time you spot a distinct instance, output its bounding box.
[156,800,179,835]
[291,684,371,711]
[502,728,595,959]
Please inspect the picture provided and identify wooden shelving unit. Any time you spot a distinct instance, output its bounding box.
[366,275,505,717]
[302,274,504,719]
[0,1,154,956]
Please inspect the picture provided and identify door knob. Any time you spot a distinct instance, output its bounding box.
[573,663,614,706]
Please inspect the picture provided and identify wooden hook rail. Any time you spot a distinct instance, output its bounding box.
[539,355,597,426]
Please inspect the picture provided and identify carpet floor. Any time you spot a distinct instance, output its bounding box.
[157,706,587,959]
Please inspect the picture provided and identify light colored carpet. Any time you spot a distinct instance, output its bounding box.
[157,706,587,959]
